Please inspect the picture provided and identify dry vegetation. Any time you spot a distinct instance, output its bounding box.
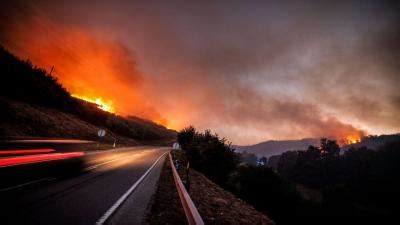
[0,98,137,144]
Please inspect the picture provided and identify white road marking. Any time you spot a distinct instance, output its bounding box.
[95,151,169,225]
[85,147,148,156]
[0,177,55,192]
[85,149,150,171]
[85,156,130,171]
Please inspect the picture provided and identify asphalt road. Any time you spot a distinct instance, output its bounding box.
[0,146,170,225]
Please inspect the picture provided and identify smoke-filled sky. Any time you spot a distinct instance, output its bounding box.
[1,0,399,145]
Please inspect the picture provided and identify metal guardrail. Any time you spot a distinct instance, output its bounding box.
[169,153,204,225]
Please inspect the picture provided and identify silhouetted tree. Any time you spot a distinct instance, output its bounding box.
[320,138,340,157]
[228,165,307,225]
[177,127,239,185]
[177,126,196,148]
[240,151,258,165]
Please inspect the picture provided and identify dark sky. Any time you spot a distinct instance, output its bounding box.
[1,0,399,144]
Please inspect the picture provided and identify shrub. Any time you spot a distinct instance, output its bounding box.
[177,126,239,185]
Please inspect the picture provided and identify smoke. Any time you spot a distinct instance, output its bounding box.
[0,3,167,124]
[1,1,399,144]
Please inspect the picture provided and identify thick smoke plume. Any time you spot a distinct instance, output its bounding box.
[1,1,399,144]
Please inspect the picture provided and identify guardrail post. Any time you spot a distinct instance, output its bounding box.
[184,162,190,191]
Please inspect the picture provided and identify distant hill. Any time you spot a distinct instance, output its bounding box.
[236,134,400,158]
[235,138,320,158]
[0,46,176,145]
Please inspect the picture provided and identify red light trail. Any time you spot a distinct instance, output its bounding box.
[0,149,55,155]
[0,152,85,167]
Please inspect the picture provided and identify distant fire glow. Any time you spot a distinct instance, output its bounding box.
[72,94,115,113]
[345,135,362,145]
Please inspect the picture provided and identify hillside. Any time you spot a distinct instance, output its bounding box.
[0,98,137,144]
[0,46,176,145]
[236,138,319,158]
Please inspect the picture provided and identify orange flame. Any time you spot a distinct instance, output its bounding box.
[71,94,115,113]
[339,134,365,146]
[0,13,172,126]
[344,134,362,145]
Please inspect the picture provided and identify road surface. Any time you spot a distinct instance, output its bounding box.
[0,146,169,225]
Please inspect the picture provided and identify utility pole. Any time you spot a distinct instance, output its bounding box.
[49,66,54,76]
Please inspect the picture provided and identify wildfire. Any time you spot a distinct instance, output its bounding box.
[348,139,358,144]
[71,94,115,113]
[345,135,361,145]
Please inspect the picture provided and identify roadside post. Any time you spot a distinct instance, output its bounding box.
[97,129,106,147]
[172,142,180,150]
[112,136,116,148]
[185,162,190,191]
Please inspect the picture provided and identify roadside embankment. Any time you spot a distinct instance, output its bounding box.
[147,150,274,225]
